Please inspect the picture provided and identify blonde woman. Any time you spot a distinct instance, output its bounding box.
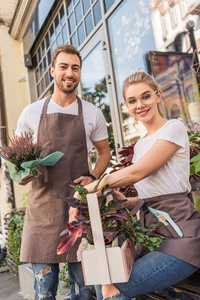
[71,71,200,300]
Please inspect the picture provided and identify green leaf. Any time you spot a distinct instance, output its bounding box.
[195,160,200,173]
[195,197,200,212]
[190,155,200,162]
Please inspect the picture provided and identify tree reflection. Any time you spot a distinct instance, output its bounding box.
[81,77,116,167]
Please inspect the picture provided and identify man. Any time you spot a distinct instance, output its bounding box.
[16,44,110,300]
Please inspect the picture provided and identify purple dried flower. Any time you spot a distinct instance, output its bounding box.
[0,132,44,167]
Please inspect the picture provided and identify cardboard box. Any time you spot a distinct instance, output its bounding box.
[81,193,135,285]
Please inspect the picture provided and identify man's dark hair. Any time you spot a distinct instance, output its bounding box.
[51,44,82,68]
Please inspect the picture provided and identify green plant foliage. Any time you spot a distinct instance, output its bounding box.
[6,211,25,274]
[195,197,200,212]
[52,178,163,256]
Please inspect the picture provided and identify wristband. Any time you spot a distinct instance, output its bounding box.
[86,174,97,181]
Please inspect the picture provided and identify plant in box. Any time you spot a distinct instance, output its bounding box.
[0,132,64,183]
[52,177,163,284]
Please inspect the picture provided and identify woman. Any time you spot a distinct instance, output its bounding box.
[72,71,200,300]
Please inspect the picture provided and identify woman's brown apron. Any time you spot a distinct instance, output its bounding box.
[20,96,90,263]
[137,192,200,267]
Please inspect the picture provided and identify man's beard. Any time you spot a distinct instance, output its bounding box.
[55,77,79,94]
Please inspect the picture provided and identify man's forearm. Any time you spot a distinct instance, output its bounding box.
[91,151,110,179]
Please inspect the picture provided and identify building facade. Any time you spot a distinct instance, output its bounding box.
[1,0,200,234]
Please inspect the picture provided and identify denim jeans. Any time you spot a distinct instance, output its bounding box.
[31,262,95,300]
[68,262,95,300]
[31,263,59,300]
[95,251,198,300]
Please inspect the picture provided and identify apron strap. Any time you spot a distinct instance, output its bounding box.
[77,96,83,116]
[41,96,51,116]
[130,199,145,216]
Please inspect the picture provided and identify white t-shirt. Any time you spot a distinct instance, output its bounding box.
[15,97,108,153]
[132,119,191,199]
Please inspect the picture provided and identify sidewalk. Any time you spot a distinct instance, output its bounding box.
[0,268,28,300]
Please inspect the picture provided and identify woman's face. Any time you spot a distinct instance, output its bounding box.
[124,82,161,124]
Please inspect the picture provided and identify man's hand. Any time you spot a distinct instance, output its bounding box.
[69,206,80,223]
[18,173,40,186]
[73,176,94,186]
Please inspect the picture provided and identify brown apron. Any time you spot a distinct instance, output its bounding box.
[20,96,90,263]
[137,192,200,267]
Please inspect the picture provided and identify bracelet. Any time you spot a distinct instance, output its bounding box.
[86,174,97,181]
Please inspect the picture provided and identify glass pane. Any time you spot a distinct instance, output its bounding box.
[71,32,78,48]
[35,68,39,82]
[67,0,73,15]
[93,0,102,25]
[41,77,45,92]
[75,1,82,25]
[62,24,68,43]
[69,12,75,34]
[37,83,41,98]
[49,69,53,82]
[38,47,41,62]
[39,62,43,77]
[43,57,47,72]
[55,15,60,35]
[77,22,85,45]
[47,49,51,65]
[60,6,65,26]
[45,33,50,48]
[45,72,50,87]
[148,52,200,124]
[57,32,63,46]
[51,41,56,54]
[85,11,93,36]
[81,42,116,167]
[41,40,45,57]
[104,0,115,12]
[50,24,55,43]
[73,0,79,4]
[82,0,90,14]
[108,0,156,145]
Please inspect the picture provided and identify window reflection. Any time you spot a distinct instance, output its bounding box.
[82,0,90,15]
[69,12,75,34]
[85,11,93,36]
[108,0,156,145]
[75,1,82,25]
[81,42,116,167]
[104,0,115,12]
[93,0,102,25]
[71,32,78,48]
[77,22,85,45]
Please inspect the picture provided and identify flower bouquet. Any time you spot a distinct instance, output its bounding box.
[52,177,163,284]
[0,133,64,183]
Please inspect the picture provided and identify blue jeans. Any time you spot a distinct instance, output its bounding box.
[31,262,94,300]
[31,263,59,300]
[95,251,198,300]
[68,262,95,299]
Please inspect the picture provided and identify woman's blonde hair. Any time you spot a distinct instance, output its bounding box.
[123,70,163,116]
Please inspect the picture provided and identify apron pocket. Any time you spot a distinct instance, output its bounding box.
[26,183,51,222]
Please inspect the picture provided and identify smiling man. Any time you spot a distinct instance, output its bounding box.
[15,45,110,300]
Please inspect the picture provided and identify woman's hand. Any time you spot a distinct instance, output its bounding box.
[69,207,80,223]
[112,189,126,202]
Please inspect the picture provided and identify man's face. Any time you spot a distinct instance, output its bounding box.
[50,52,81,95]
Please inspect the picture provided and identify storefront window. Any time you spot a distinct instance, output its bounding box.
[108,0,156,145]
[104,0,115,12]
[81,42,116,167]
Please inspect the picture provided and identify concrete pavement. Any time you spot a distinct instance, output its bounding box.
[0,269,28,300]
